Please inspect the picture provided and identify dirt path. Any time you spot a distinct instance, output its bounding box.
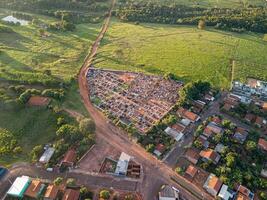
[77,1,213,199]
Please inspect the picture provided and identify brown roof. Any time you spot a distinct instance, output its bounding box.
[236,127,247,135]
[223,103,232,111]
[255,116,265,126]
[28,96,50,106]
[236,193,250,200]
[245,113,256,122]
[262,102,267,111]
[207,175,223,193]
[177,108,199,122]
[185,165,198,178]
[212,116,221,125]
[172,123,185,133]
[24,179,43,198]
[44,184,59,199]
[62,189,80,200]
[185,148,200,163]
[203,127,213,138]
[238,185,251,197]
[62,149,76,164]
[258,138,267,151]
[247,78,258,88]
[200,149,218,161]
[155,144,165,153]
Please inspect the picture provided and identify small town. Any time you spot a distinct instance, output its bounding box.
[0,0,267,200]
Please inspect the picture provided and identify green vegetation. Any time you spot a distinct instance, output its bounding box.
[95,21,267,88]
[118,0,266,8]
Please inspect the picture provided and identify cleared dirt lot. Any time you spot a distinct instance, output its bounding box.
[78,137,121,172]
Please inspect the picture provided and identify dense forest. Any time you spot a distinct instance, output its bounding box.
[116,2,267,33]
[0,0,110,23]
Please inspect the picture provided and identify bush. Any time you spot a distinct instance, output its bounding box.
[100,190,110,199]
[53,177,63,186]
[79,118,95,134]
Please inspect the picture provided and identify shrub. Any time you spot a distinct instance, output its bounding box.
[100,190,110,199]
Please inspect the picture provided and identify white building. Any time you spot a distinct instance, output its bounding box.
[7,176,31,198]
[159,185,179,200]
[115,152,131,176]
[164,127,184,142]
[218,184,234,200]
[39,147,55,164]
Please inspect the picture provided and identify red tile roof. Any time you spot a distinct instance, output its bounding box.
[62,189,80,200]
[28,96,50,106]
[258,138,267,151]
[172,123,185,133]
[177,108,199,122]
[24,180,43,198]
[207,175,223,193]
[185,165,198,178]
[155,144,165,153]
[62,149,76,165]
[44,185,59,199]
[245,113,256,123]
[200,149,218,161]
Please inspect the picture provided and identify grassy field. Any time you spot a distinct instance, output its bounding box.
[0,10,100,166]
[118,0,266,8]
[94,20,267,89]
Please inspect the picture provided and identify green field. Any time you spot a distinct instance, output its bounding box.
[118,0,266,8]
[0,10,100,166]
[94,20,267,88]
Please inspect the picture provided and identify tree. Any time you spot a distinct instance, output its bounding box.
[30,145,43,162]
[245,140,257,151]
[53,177,63,186]
[145,144,155,153]
[79,118,95,134]
[66,178,76,187]
[124,194,134,200]
[175,167,184,175]
[39,28,45,36]
[225,152,237,167]
[198,19,206,30]
[99,190,110,199]
[260,192,267,200]
[80,186,88,195]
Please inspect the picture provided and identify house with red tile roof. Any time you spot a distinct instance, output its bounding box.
[44,185,59,200]
[255,116,266,128]
[184,148,200,165]
[172,123,185,134]
[24,179,46,199]
[153,144,165,157]
[200,149,221,164]
[177,108,200,123]
[258,138,267,151]
[233,128,248,144]
[185,165,198,178]
[61,149,77,168]
[203,174,223,197]
[244,113,256,124]
[62,189,80,200]
[236,185,254,200]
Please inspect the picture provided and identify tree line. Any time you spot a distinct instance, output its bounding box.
[116,2,267,33]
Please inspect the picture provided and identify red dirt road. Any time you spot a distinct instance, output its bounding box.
[77,0,213,199]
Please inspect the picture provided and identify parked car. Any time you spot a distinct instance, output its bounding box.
[0,167,7,179]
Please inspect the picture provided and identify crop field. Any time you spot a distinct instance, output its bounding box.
[118,0,266,8]
[94,21,267,89]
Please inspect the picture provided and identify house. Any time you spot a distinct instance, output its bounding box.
[165,127,184,142]
[204,94,215,102]
[212,116,222,125]
[62,189,80,200]
[200,149,221,164]
[218,184,234,200]
[233,128,248,144]
[24,179,46,199]
[203,127,214,138]
[255,116,266,128]
[203,174,223,197]
[44,184,59,200]
[197,135,210,149]
[7,176,31,198]
[153,144,165,157]
[222,103,233,111]
[262,102,267,111]
[184,148,200,165]
[172,123,185,134]
[185,165,198,179]
[244,114,256,124]
[115,152,131,176]
[258,138,267,151]
[39,147,55,164]
[207,122,223,135]
[61,149,77,168]
[237,185,254,200]
[177,108,200,123]
[215,143,226,154]
[159,185,179,200]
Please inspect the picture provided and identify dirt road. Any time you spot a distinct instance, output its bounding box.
[77,0,213,199]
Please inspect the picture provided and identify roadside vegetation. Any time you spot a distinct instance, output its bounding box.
[94,21,267,89]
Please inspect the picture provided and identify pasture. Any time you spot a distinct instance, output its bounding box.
[94,21,267,89]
